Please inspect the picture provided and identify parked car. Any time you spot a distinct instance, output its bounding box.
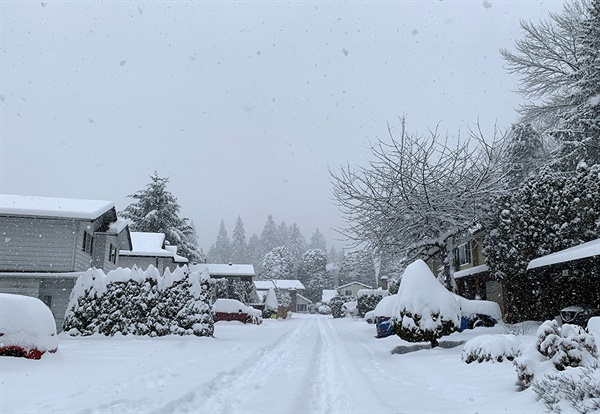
[373,295,397,338]
[453,295,502,331]
[560,304,600,327]
[364,310,376,324]
[212,299,262,325]
[0,293,58,359]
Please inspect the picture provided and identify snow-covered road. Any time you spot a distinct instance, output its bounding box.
[1,314,543,413]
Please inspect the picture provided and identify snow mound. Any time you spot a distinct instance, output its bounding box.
[0,293,58,354]
[454,295,502,321]
[462,334,520,363]
[373,294,397,317]
[393,259,461,330]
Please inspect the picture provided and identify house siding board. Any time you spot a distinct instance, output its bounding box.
[0,277,40,297]
[0,216,78,272]
[39,278,76,331]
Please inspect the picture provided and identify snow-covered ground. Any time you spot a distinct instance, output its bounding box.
[1,314,544,413]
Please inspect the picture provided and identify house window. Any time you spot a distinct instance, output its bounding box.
[82,231,94,255]
[455,243,471,267]
[344,289,352,296]
[297,304,307,312]
[109,244,117,264]
[42,294,52,309]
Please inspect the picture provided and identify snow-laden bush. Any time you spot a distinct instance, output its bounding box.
[64,266,213,337]
[462,334,521,363]
[330,295,352,318]
[356,289,389,318]
[318,304,332,315]
[392,260,460,348]
[532,365,600,414]
[514,320,598,388]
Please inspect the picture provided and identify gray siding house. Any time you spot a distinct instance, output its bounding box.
[118,232,188,274]
[0,194,132,330]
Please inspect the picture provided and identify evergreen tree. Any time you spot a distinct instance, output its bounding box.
[297,249,331,302]
[213,219,231,264]
[286,223,306,264]
[337,251,376,288]
[503,123,549,188]
[121,172,201,262]
[247,234,262,271]
[484,163,600,321]
[260,246,295,280]
[260,215,280,255]
[277,221,289,249]
[231,216,248,264]
[308,228,327,252]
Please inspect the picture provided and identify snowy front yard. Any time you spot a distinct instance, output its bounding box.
[2,314,546,413]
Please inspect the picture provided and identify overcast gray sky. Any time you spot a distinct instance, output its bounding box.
[1,0,564,251]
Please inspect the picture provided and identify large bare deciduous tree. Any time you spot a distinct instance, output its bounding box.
[330,118,507,287]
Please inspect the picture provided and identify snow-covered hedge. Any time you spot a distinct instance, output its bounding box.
[392,260,460,347]
[330,295,352,318]
[514,320,598,389]
[63,266,214,337]
[356,289,389,318]
[462,334,520,363]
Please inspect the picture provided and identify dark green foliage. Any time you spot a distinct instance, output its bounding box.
[356,292,387,318]
[120,172,201,262]
[393,310,457,348]
[63,268,214,337]
[329,295,352,318]
[484,163,600,321]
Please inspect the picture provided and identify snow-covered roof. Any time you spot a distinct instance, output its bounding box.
[454,264,489,279]
[165,246,189,263]
[297,294,313,304]
[0,194,114,220]
[272,280,304,290]
[253,280,305,290]
[321,290,337,303]
[527,239,600,270]
[254,280,275,290]
[119,232,172,257]
[189,263,255,276]
[337,281,373,290]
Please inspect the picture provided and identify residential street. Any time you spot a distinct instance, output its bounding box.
[1,314,541,413]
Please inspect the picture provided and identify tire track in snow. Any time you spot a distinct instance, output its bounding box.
[152,317,313,414]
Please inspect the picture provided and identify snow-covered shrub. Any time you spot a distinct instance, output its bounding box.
[155,267,213,337]
[462,334,521,363]
[533,365,600,414]
[318,304,332,315]
[64,266,213,337]
[208,277,229,302]
[262,288,278,318]
[392,260,460,348]
[330,295,352,318]
[356,289,389,318]
[514,320,598,388]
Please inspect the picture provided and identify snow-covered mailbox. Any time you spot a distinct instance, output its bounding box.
[0,194,132,331]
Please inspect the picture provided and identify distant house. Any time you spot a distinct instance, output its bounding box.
[253,279,307,312]
[0,194,132,330]
[526,238,600,318]
[118,232,188,274]
[191,263,256,300]
[336,282,372,297]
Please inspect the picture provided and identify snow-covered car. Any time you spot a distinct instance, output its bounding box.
[0,293,58,359]
[453,295,502,331]
[364,310,376,324]
[560,304,600,327]
[212,299,262,325]
[373,295,397,338]
[342,301,358,318]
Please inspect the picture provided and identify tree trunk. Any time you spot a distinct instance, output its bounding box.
[430,338,439,348]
